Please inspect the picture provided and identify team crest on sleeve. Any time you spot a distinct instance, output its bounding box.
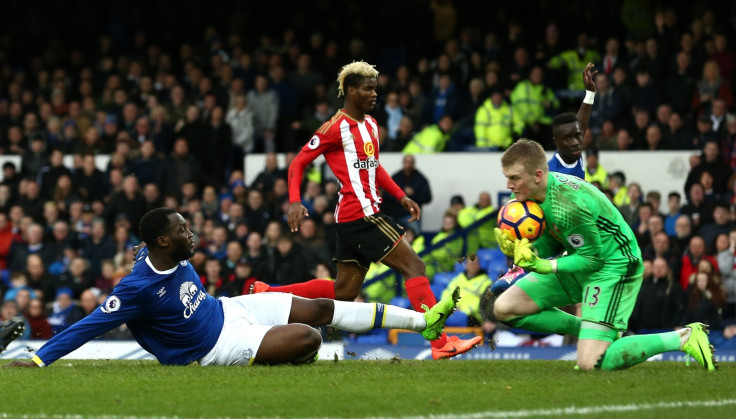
[101,296,121,313]
[308,135,320,149]
[567,234,584,248]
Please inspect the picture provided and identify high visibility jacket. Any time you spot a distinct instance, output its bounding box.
[402,124,449,154]
[425,229,464,279]
[363,262,396,303]
[510,80,560,127]
[458,205,497,254]
[440,272,492,322]
[548,49,601,91]
[585,165,609,189]
[474,99,521,149]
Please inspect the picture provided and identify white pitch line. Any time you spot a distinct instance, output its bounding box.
[2,399,736,419]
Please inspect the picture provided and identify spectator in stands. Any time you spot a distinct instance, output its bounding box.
[8,223,56,273]
[423,211,463,280]
[679,269,725,329]
[692,60,733,115]
[381,155,432,232]
[686,141,732,197]
[664,192,682,237]
[0,300,30,340]
[665,52,696,115]
[106,175,146,231]
[681,183,714,233]
[403,115,453,153]
[548,32,600,92]
[680,235,717,291]
[717,229,736,322]
[46,287,83,335]
[243,189,273,235]
[158,138,202,195]
[474,89,518,149]
[24,297,52,340]
[295,219,331,267]
[441,255,491,326]
[82,219,116,279]
[629,256,684,333]
[247,75,279,153]
[457,191,497,254]
[700,203,735,253]
[589,73,621,135]
[510,65,559,145]
[250,153,285,193]
[130,140,162,187]
[267,234,314,285]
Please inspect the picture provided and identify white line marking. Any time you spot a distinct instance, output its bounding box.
[2,399,736,418]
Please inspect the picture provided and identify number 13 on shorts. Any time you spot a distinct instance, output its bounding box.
[583,285,602,307]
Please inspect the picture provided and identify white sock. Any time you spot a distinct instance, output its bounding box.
[328,301,427,333]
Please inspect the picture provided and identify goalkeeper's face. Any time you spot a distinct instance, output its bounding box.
[503,162,543,202]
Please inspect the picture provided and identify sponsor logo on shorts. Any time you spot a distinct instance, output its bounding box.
[567,234,584,248]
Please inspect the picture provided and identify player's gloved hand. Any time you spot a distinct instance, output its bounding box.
[513,238,553,274]
[494,228,516,257]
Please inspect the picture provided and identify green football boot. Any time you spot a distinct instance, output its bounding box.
[682,322,717,371]
[420,286,460,341]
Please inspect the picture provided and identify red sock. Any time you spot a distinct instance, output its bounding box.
[268,279,336,299]
[405,276,448,347]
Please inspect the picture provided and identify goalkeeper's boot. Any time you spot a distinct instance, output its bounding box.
[432,334,483,359]
[0,320,25,353]
[420,286,460,341]
[682,322,717,371]
[248,281,270,294]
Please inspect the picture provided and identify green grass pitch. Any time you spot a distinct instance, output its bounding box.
[1,359,733,418]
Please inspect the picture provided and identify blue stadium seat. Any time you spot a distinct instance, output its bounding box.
[432,272,455,288]
[430,283,446,300]
[476,248,509,277]
[446,310,469,327]
[389,296,412,309]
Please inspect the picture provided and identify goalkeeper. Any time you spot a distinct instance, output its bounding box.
[492,139,716,371]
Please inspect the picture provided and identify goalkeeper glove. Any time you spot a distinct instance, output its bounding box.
[494,227,516,257]
[513,238,554,274]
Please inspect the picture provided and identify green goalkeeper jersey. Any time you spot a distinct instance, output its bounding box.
[533,172,643,278]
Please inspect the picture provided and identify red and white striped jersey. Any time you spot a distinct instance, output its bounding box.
[289,110,404,223]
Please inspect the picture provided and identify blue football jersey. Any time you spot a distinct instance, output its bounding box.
[35,247,225,366]
[547,152,584,179]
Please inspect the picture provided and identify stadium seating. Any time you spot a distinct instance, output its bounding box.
[476,248,509,277]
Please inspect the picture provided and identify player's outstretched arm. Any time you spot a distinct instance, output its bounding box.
[576,63,598,135]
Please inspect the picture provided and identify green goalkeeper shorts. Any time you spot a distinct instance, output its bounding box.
[515,264,642,338]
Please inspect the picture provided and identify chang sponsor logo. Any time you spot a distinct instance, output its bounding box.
[353,157,379,170]
[179,281,206,318]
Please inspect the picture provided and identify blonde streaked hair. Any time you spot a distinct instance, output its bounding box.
[501,138,548,175]
[336,61,379,97]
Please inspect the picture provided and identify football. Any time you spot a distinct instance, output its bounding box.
[497,199,546,242]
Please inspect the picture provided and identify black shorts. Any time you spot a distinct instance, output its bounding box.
[334,213,406,269]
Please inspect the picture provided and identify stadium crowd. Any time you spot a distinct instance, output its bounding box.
[1,1,736,348]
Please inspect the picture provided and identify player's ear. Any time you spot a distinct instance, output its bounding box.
[156,235,169,248]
